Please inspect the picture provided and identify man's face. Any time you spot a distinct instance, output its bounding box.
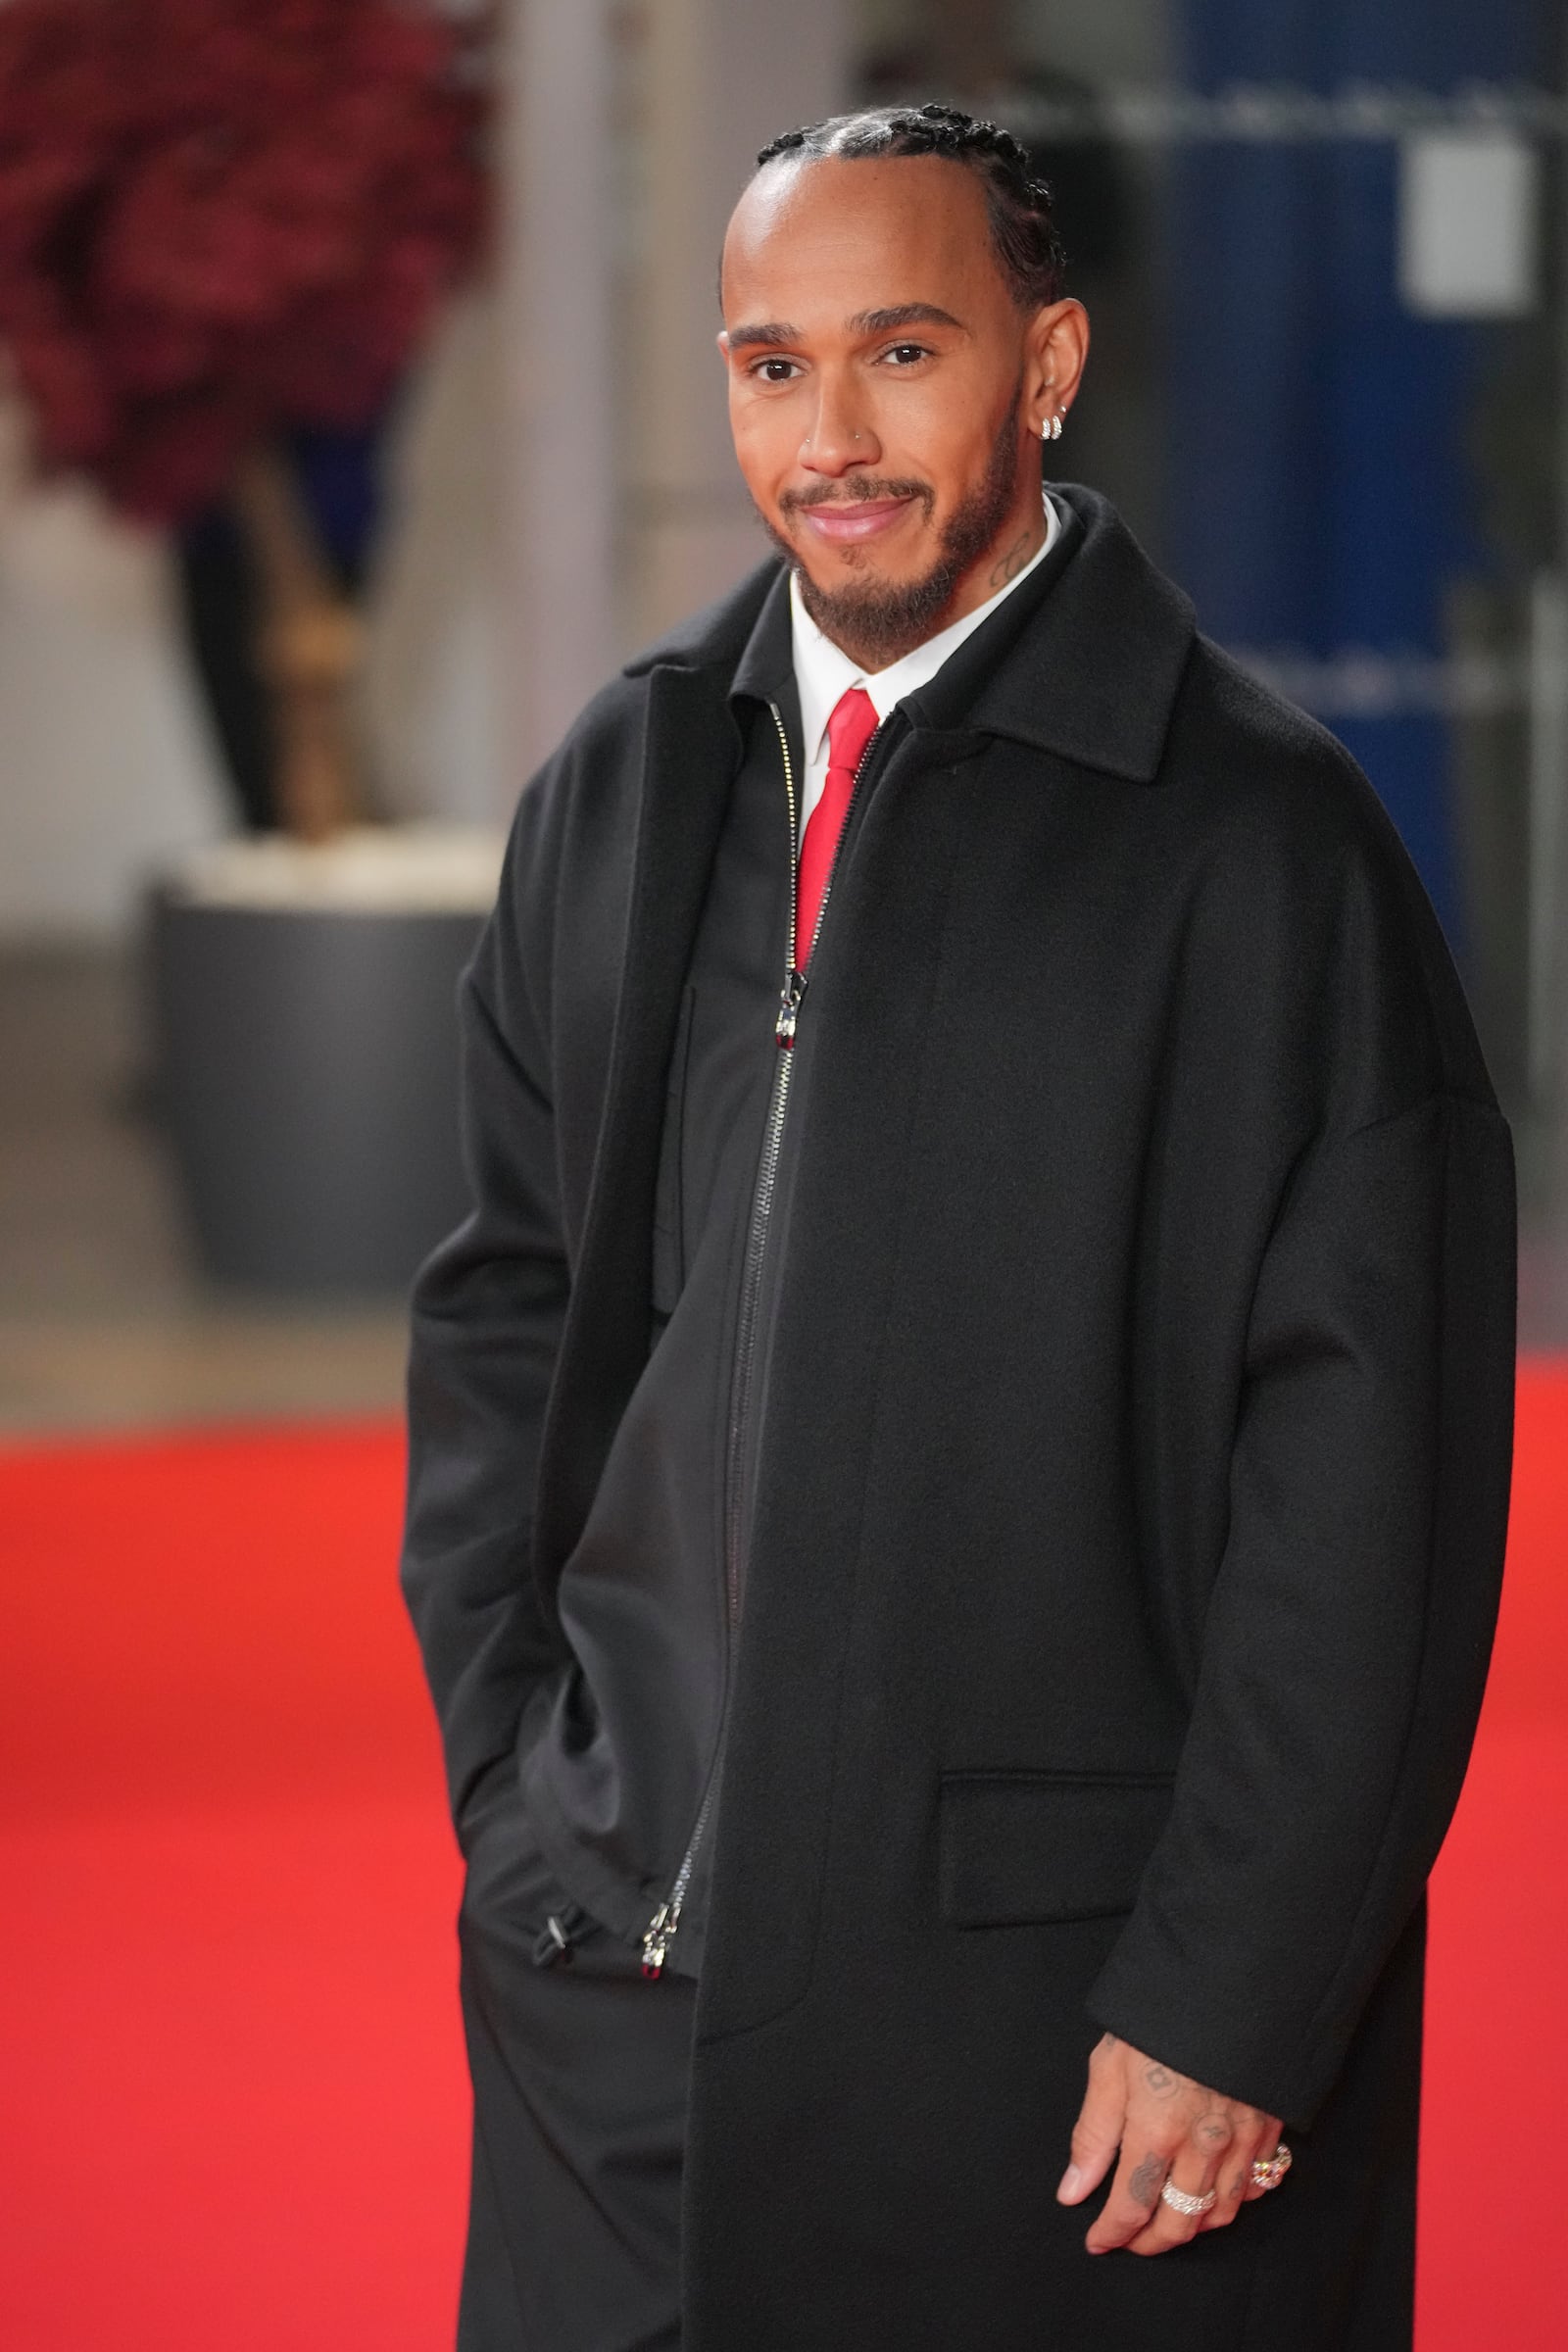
[718,154,1078,664]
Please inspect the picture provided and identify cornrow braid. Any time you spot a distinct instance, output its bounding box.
[755,102,1066,311]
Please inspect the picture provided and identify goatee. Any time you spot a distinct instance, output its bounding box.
[761,395,1025,671]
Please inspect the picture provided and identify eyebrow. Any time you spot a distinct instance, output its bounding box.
[723,301,966,354]
[848,303,965,335]
[723,320,805,352]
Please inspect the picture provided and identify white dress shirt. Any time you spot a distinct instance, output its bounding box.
[789,493,1062,833]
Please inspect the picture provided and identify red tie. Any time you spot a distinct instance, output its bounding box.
[796,686,877,966]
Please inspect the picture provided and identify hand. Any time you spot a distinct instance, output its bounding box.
[1056,2033,1284,2257]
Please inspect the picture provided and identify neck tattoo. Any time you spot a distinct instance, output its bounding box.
[988,524,1037,590]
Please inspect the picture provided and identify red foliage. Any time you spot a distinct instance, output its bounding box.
[0,0,488,521]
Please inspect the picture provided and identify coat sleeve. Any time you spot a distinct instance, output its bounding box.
[399,807,572,1830]
[1087,1088,1515,2125]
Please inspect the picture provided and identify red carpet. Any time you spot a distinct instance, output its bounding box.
[0,1371,1564,2348]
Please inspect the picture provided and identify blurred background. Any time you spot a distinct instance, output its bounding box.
[2,4,1566,2348]
[2,0,1567,1418]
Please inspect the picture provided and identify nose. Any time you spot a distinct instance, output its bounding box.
[799,372,880,478]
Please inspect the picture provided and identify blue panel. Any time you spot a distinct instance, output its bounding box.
[1167,0,1551,947]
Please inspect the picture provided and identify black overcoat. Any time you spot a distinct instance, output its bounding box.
[402,488,1516,2349]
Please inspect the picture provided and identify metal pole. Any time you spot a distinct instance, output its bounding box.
[1527,569,1568,1103]
[499,0,618,776]
[1528,23,1568,1119]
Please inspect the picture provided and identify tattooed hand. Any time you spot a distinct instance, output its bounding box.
[1055,2034,1284,2257]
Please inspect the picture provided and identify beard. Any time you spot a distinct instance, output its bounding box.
[760,392,1025,670]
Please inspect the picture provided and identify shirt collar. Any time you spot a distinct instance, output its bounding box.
[790,492,1061,767]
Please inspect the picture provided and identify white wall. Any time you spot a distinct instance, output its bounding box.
[0,430,227,941]
[362,287,509,826]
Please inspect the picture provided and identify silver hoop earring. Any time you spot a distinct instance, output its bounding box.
[1050,414,1063,441]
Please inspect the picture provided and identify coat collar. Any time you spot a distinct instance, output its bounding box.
[943,486,1196,783]
[621,485,1196,788]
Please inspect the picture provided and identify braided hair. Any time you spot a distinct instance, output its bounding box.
[755,103,1066,312]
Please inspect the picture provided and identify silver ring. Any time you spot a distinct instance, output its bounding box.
[1250,2143,1293,2192]
[1159,2179,1217,2218]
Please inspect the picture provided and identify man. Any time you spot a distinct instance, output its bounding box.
[402,105,1515,2352]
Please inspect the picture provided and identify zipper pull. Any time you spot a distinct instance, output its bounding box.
[641,1900,675,1980]
[532,1911,575,1970]
[533,1901,596,1969]
[775,967,807,1048]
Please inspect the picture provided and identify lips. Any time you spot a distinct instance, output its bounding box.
[797,496,913,546]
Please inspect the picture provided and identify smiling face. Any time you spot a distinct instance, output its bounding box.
[718,152,1088,668]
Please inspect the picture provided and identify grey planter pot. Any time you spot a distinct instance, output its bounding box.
[149,886,484,1294]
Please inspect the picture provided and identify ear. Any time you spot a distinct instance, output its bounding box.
[715,328,732,367]
[1025,298,1090,437]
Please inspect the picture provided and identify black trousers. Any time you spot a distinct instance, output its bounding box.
[456,1764,697,2352]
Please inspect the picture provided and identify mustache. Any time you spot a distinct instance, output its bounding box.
[778,474,934,516]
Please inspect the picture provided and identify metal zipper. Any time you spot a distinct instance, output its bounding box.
[640,699,882,1979]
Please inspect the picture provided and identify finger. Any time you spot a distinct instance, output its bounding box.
[1084,2140,1181,2253]
[1057,2037,1128,2205]
[1122,2108,1237,2256]
[1243,2117,1287,2202]
[1199,2114,1276,2231]
[1198,2133,1265,2230]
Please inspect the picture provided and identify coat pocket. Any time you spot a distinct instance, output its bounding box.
[938,1769,1176,1928]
